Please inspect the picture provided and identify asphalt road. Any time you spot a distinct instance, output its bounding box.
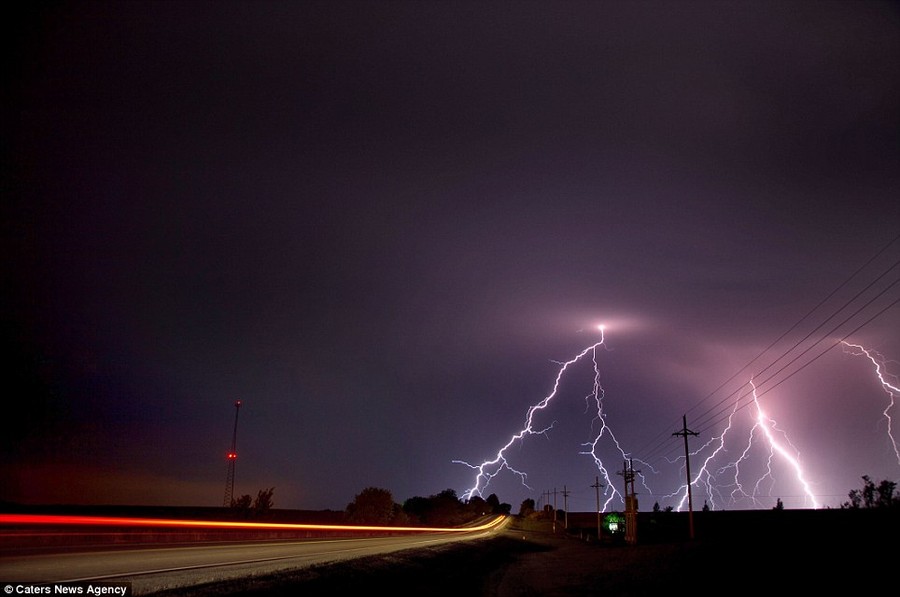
[1,521,509,595]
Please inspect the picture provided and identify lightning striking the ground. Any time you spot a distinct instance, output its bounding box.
[667,379,819,510]
[841,341,900,466]
[455,329,897,513]
[744,379,819,508]
[454,326,635,508]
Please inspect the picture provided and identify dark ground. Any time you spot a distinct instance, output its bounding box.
[145,508,898,597]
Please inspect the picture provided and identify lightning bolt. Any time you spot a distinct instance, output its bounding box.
[667,394,742,512]
[745,379,819,508]
[454,327,637,508]
[841,341,900,465]
[576,343,655,510]
[668,379,819,510]
[455,330,895,511]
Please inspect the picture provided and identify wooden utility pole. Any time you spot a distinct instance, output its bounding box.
[673,415,699,539]
[619,459,640,545]
[561,485,570,529]
[591,476,604,541]
[553,487,558,532]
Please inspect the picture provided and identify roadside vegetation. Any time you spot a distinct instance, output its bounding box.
[346,487,511,526]
[225,474,898,526]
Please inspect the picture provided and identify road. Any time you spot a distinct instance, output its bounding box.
[1,517,510,595]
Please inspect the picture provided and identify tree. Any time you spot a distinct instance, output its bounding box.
[346,487,397,524]
[231,488,275,518]
[403,495,432,522]
[842,475,899,509]
[402,490,464,525]
[773,498,784,510]
[467,495,488,516]
[519,498,536,517]
[876,479,898,508]
[231,493,252,517]
[253,487,275,516]
[391,503,411,525]
[428,489,466,525]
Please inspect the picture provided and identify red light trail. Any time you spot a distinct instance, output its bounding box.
[0,514,507,534]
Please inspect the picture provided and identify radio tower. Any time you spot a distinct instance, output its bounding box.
[223,400,242,507]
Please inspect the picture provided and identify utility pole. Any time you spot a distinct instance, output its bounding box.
[223,400,242,507]
[552,487,558,532]
[619,459,640,545]
[673,414,699,539]
[591,476,604,541]
[561,485,570,530]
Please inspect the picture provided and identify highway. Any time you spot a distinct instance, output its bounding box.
[1,516,509,595]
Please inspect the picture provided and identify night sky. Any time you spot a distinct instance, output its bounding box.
[3,1,899,513]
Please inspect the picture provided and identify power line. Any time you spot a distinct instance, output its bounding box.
[691,233,900,420]
[632,234,900,466]
[696,292,900,437]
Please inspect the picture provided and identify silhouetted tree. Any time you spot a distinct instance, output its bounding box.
[467,495,488,516]
[519,498,536,517]
[403,495,431,522]
[773,498,784,510]
[231,488,275,518]
[429,489,466,525]
[876,479,898,508]
[436,488,460,502]
[843,476,899,508]
[253,487,275,515]
[346,487,396,524]
[402,489,470,526]
[403,496,431,522]
[230,494,252,518]
[391,503,411,525]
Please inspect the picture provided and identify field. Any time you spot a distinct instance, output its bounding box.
[146,508,898,596]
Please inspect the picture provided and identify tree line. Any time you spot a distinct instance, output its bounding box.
[226,485,513,525]
[346,487,512,526]
[228,486,275,518]
[228,474,898,521]
[841,475,899,509]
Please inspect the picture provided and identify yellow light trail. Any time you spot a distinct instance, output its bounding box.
[0,514,507,534]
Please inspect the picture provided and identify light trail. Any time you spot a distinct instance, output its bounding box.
[0,514,507,534]
[841,341,900,465]
[454,326,642,510]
